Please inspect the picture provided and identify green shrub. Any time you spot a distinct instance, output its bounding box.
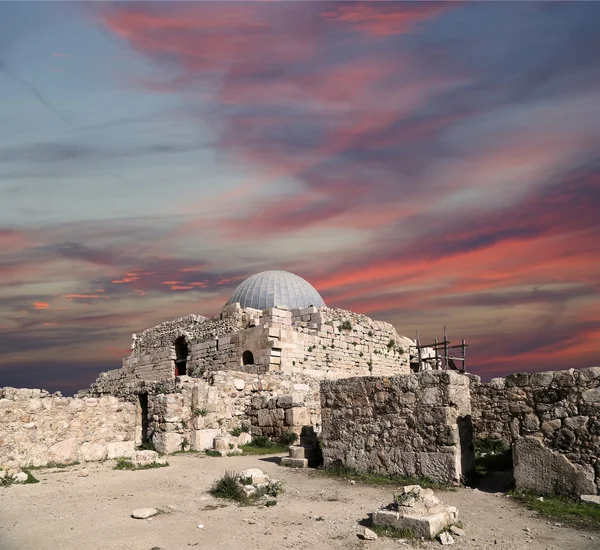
[230,422,251,437]
[277,431,299,447]
[339,320,353,331]
[209,471,246,502]
[23,470,39,484]
[192,408,208,417]
[248,435,272,448]
[205,450,222,457]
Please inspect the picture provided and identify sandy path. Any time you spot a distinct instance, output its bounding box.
[0,453,596,550]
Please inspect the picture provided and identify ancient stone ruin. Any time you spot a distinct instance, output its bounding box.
[1,270,598,498]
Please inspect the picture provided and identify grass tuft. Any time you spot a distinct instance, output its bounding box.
[28,461,80,470]
[209,471,246,502]
[369,524,416,540]
[316,465,454,491]
[511,490,600,531]
[240,436,289,455]
[113,457,168,470]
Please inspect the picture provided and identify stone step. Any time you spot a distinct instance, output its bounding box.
[289,445,320,460]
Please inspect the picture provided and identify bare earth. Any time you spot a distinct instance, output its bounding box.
[0,454,596,550]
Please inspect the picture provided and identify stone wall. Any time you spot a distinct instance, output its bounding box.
[320,371,474,483]
[86,305,411,393]
[140,372,322,454]
[0,387,136,470]
[469,367,600,495]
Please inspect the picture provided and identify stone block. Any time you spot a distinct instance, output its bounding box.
[372,508,457,539]
[240,468,269,484]
[285,407,310,427]
[80,442,108,462]
[257,408,284,427]
[513,436,596,498]
[237,432,252,446]
[280,457,308,468]
[48,438,79,464]
[419,452,460,483]
[107,441,135,459]
[152,433,182,455]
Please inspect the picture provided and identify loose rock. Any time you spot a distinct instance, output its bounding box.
[439,532,455,545]
[363,527,378,540]
[131,508,158,519]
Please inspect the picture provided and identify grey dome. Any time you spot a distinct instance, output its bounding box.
[226,270,325,310]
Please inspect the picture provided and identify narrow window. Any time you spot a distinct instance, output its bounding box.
[242,350,254,365]
[174,336,188,376]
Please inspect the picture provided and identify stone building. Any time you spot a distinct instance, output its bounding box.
[76,270,413,454]
[2,270,598,498]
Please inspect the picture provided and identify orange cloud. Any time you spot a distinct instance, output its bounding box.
[33,302,49,309]
[61,294,103,299]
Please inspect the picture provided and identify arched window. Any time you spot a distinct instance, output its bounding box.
[174,336,188,376]
[242,350,254,365]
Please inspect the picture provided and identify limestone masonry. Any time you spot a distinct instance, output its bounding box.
[1,270,598,498]
[320,371,474,484]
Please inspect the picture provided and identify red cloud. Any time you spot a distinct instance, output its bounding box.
[33,302,49,309]
[320,2,456,36]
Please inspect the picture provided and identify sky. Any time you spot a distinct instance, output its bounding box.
[0,1,599,396]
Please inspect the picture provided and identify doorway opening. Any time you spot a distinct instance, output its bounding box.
[138,393,149,446]
[174,336,188,376]
[242,350,254,365]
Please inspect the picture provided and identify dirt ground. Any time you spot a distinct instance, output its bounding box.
[0,453,597,550]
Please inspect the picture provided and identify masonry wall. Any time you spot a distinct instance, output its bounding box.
[469,367,600,495]
[0,387,136,470]
[138,372,322,454]
[320,371,474,483]
[86,306,411,392]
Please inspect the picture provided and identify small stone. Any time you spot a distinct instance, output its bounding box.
[78,468,89,477]
[13,472,28,483]
[350,480,356,485]
[581,495,600,505]
[131,508,157,519]
[363,527,377,540]
[197,524,204,529]
[439,532,455,545]
[450,526,465,537]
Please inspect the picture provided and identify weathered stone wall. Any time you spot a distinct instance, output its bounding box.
[140,372,322,454]
[86,305,411,392]
[0,387,136,470]
[469,367,600,495]
[320,371,474,483]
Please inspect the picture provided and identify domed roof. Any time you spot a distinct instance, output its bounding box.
[226,270,326,310]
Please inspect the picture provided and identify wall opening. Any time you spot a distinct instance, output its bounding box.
[242,350,254,365]
[138,393,149,446]
[174,336,188,376]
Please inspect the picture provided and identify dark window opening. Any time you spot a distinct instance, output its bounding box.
[242,350,254,365]
[175,336,188,376]
[139,393,149,445]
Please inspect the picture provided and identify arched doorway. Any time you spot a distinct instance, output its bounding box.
[174,336,188,376]
[242,350,254,365]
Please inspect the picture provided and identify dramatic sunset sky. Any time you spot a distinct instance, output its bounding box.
[1,1,598,395]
